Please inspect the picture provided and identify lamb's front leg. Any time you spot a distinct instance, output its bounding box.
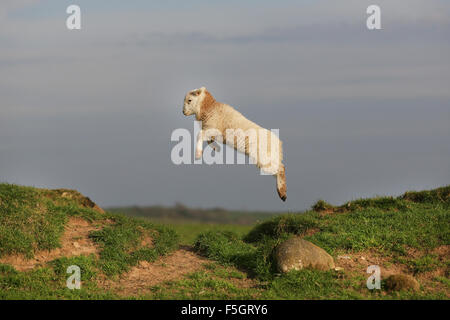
[207,137,221,152]
[195,130,205,159]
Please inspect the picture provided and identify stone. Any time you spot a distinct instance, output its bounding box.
[384,274,420,292]
[275,237,335,273]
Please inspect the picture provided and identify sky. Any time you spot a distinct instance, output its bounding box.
[0,0,449,211]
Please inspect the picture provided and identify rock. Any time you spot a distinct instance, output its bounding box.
[334,267,344,272]
[384,274,420,292]
[337,255,351,260]
[73,242,80,248]
[275,237,335,273]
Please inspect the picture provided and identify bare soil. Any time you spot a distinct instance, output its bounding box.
[0,217,100,271]
[335,245,450,297]
[97,247,209,296]
[98,246,257,297]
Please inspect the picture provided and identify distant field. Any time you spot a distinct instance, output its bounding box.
[108,204,278,225]
[142,218,253,245]
[109,204,276,245]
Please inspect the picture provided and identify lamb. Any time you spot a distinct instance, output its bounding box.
[182,87,287,201]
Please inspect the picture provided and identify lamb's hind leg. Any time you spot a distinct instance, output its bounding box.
[276,164,287,201]
[258,161,287,202]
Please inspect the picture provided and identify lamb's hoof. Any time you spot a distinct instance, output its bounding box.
[278,192,287,202]
[277,189,287,202]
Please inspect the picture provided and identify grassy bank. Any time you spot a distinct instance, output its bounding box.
[0,183,448,299]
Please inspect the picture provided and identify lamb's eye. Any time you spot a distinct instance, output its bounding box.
[188,99,192,103]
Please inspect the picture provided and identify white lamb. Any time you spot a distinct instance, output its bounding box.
[182,87,287,201]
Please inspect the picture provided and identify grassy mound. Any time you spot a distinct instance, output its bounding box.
[0,184,105,258]
[194,186,450,299]
[1,183,448,299]
[244,186,450,253]
[0,183,178,299]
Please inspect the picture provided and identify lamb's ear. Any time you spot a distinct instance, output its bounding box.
[191,89,202,96]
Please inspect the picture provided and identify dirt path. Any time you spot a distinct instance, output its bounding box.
[0,217,100,271]
[97,246,211,296]
[335,246,450,296]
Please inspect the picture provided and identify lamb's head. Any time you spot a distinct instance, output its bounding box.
[182,87,207,116]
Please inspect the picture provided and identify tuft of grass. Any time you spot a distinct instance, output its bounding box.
[265,270,362,299]
[0,262,116,300]
[90,215,178,276]
[312,199,335,212]
[49,255,98,281]
[144,269,263,300]
[244,214,319,243]
[341,196,410,212]
[194,231,257,273]
[146,220,252,245]
[194,230,290,281]
[396,254,446,274]
[400,186,450,206]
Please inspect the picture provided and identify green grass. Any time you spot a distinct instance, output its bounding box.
[193,186,450,299]
[0,260,117,300]
[143,219,252,245]
[264,270,363,299]
[244,189,450,256]
[0,184,105,259]
[396,254,448,274]
[146,270,262,300]
[194,231,258,273]
[108,204,277,225]
[91,215,178,276]
[0,183,449,299]
[0,183,178,299]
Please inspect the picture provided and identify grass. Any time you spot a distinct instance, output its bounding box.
[244,189,450,256]
[0,261,116,300]
[194,231,258,273]
[396,254,447,274]
[109,204,277,225]
[147,270,261,300]
[193,186,450,299]
[0,183,449,299]
[0,183,178,299]
[143,219,252,245]
[0,184,110,259]
[90,215,178,276]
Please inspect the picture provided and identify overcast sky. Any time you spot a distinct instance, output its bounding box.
[1,0,449,211]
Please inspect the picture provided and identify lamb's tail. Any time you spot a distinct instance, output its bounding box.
[276,164,287,202]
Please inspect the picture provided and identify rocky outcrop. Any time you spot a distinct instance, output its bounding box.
[275,237,335,273]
